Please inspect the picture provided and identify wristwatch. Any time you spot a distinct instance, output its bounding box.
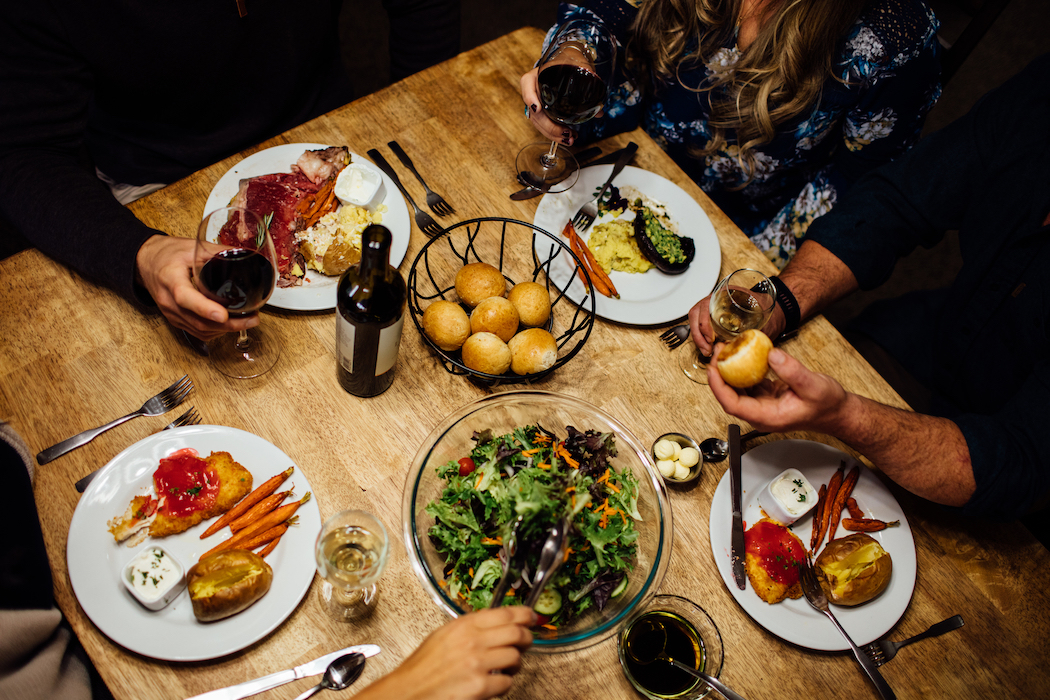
[769,276,800,342]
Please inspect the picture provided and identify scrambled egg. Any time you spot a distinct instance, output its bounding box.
[296,203,387,276]
[588,219,653,274]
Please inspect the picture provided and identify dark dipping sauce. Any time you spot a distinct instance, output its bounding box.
[623,611,705,698]
[153,448,220,517]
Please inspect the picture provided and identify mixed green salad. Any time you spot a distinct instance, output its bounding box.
[425,424,642,627]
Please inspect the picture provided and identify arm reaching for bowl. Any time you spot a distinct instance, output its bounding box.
[708,344,975,508]
[353,607,536,700]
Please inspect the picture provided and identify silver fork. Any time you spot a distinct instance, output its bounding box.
[862,615,965,666]
[367,148,444,237]
[660,324,690,350]
[74,406,203,493]
[798,555,896,700]
[387,141,455,217]
[570,142,637,233]
[37,374,194,465]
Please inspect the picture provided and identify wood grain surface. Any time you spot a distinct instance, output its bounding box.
[3,27,1049,700]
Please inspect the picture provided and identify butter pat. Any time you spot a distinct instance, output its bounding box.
[122,546,186,611]
[335,163,381,206]
[759,468,818,525]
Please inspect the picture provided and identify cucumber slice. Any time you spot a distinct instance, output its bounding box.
[611,575,628,598]
[533,587,563,616]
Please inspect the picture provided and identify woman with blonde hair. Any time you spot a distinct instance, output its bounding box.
[521,0,941,267]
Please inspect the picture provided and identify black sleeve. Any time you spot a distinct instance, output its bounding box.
[0,1,162,308]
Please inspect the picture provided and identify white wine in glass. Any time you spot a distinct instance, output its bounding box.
[681,268,775,385]
[315,510,390,621]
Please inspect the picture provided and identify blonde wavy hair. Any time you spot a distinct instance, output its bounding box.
[630,0,866,183]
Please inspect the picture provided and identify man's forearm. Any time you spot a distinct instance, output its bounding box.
[778,240,859,322]
[827,393,976,507]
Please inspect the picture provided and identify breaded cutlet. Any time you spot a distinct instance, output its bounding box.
[149,451,252,538]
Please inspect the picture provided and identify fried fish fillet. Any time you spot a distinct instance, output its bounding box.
[149,451,252,538]
[744,517,806,604]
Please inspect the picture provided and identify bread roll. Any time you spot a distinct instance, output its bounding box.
[470,296,519,342]
[507,282,551,328]
[461,332,512,375]
[422,300,471,351]
[455,262,507,308]
[507,328,558,375]
[716,329,773,388]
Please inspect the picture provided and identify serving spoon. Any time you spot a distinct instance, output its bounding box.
[626,619,750,700]
[292,653,366,700]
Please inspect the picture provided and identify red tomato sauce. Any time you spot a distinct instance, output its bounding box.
[744,520,805,586]
[153,448,219,517]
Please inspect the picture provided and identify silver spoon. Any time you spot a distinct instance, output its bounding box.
[626,619,749,700]
[700,430,770,463]
[292,653,366,700]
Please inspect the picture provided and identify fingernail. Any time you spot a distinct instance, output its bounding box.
[562,130,571,138]
[768,349,785,365]
[530,104,538,113]
[210,311,223,322]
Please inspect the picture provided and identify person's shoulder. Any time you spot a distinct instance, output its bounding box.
[841,0,939,74]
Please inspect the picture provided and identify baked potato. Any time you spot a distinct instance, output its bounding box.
[187,549,273,622]
[815,533,892,606]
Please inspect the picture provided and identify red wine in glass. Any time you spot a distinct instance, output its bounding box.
[198,248,276,317]
[538,64,607,126]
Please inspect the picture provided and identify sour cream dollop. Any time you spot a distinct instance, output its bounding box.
[123,546,185,610]
[760,468,818,525]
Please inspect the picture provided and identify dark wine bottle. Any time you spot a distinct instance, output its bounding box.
[336,225,407,397]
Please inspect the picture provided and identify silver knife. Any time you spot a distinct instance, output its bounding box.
[184,644,380,700]
[728,423,746,590]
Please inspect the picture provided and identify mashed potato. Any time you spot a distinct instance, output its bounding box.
[296,202,387,276]
[588,219,653,274]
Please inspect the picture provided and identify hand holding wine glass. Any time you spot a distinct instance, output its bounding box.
[193,206,281,378]
[680,269,776,385]
[517,19,616,193]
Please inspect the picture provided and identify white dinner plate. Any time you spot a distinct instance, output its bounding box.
[67,425,322,662]
[203,143,411,312]
[709,440,916,651]
[532,165,721,325]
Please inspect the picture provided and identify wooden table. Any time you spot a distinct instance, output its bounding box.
[3,26,1049,700]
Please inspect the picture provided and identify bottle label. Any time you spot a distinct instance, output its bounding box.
[337,314,404,377]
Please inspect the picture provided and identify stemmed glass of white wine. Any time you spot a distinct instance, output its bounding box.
[680,269,776,385]
[315,510,390,621]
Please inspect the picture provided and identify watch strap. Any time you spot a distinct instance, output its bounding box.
[769,276,800,341]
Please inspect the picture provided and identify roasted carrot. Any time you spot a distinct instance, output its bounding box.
[229,488,293,533]
[827,465,860,542]
[258,536,282,558]
[842,518,900,532]
[564,223,610,296]
[200,492,312,560]
[846,496,864,520]
[815,463,845,551]
[200,466,294,539]
[566,222,620,299]
[810,483,827,550]
[239,520,291,550]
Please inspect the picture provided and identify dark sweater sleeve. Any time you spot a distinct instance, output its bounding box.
[0,1,163,308]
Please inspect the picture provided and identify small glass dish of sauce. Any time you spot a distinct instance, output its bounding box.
[122,545,186,611]
[618,594,724,700]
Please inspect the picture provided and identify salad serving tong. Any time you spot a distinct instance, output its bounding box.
[37,374,193,465]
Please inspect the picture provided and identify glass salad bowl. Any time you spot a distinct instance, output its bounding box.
[402,390,672,653]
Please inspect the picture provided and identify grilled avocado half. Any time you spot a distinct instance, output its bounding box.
[632,205,694,274]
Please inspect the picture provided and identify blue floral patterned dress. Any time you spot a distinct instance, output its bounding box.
[548,0,942,268]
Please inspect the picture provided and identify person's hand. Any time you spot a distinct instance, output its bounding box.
[135,235,259,341]
[688,294,789,357]
[708,345,850,435]
[520,68,577,147]
[358,607,536,700]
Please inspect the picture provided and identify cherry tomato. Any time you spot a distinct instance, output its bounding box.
[457,457,476,476]
[534,613,552,627]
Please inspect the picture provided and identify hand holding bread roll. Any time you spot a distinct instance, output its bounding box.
[716,329,773,388]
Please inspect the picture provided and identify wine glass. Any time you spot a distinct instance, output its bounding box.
[680,269,776,385]
[516,19,617,193]
[193,206,281,379]
[315,509,390,621]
